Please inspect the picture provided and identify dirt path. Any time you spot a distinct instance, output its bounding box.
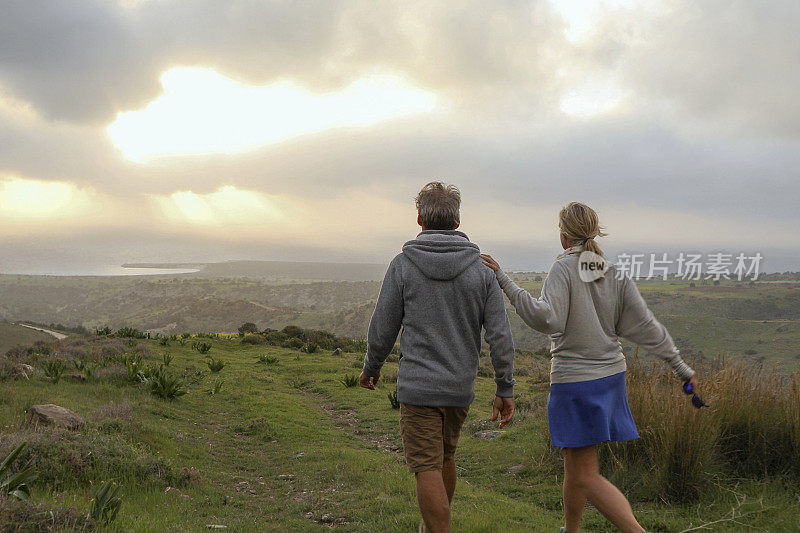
[17,323,68,340]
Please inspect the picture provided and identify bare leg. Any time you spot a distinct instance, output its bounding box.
[562,446,644,533]
[442,457,457,503]
[416,470,450,533]
[562,449,587,532]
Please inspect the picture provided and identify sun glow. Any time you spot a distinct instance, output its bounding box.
[0,176,98,220]
[108,68,438,162]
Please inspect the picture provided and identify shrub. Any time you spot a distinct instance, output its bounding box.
[0,497,94,531]
[241,334,266,345]
[282,325,305,339]
[43,359,67,384]
[264,330,289,345]
[115,327,147,339]
[238,322,259,335]
[303,342,319,354]
[95,326,112,336]
[205,356,225,373]
[340,374,359,388]
[284,338,303,350]
[0,429,181,489]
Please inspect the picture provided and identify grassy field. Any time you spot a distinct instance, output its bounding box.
[0,322,56,355]
[1,334,799,531]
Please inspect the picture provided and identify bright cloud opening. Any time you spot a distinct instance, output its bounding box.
[108,68,438,162]
[151,185,285,227]
[0,176,99,221]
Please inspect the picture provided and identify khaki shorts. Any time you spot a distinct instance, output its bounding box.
[399,403,470,473]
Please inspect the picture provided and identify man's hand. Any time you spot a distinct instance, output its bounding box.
[359,372,379,390]
[491,396,515,428]
[480,254,501,272]
[687,374,699,392]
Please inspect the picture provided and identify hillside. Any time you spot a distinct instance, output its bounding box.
[0,333,797,531]
[0,322,56,354]
[0,274,799,368]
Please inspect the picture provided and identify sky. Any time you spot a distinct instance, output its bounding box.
[1,0,799,273]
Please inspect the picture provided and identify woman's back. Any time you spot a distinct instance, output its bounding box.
[495,247,694,384]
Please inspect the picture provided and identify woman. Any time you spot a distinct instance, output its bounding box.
[480,202,698,533]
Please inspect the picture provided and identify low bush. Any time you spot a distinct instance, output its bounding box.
[241,334,266,345]
[0,429,181,489]
[42,360,66,384]
[0,497,94,531]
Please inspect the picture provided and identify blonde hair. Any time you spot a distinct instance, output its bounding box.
[558,202,608,256]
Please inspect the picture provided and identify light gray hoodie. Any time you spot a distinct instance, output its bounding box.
[495,246,694,384]
[363,230,515,407]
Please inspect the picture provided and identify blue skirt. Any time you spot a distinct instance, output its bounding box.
[547,371,639,448]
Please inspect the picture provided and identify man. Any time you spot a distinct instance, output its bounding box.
[359,181,516,533]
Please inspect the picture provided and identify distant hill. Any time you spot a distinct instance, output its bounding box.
[122,260,388,281]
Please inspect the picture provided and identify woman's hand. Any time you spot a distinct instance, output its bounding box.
[480,253,501,272]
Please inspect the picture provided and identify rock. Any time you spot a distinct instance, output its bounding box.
[206,526,227,530]
[164,486,188,499]
[506,464,525,475]
[277,474,295,481]
[23,404,86,430]
[472,430,505,440]
[331,348,343,357]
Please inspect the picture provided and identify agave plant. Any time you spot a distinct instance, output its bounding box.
[148,372,187,400]
[89,481,122,525]
[124,354,143,382]
[387,389,400,409]
[340,374,359,388]
[43,359,66,384]
[0,442,36,500]
[194,342,212,354]
[207,378,224,395]
[205,356,225,373]
[158,337,170,346]
[256,354,279,365]
[162,353,173,366]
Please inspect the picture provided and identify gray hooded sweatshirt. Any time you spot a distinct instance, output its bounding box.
[362,230,515,407]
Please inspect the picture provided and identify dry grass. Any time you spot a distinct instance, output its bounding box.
[90,401,133,422]
[598,353,800,503]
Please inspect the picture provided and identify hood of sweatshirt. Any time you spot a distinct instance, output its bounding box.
[401,230,480,281]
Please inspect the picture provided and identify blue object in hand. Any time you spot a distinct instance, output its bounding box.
[682,380,708,409]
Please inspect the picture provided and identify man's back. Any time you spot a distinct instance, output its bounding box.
[362,230,515,407]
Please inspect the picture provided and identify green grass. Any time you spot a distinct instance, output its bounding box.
[0,322,54,354]
[1,337,799,531]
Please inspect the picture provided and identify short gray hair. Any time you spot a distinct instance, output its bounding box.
[415,181,461,230]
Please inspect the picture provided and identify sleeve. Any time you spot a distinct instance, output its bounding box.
[495,262,569,335]
[616,275,695,380]
[362,257,404,377]
[482,275,515,397]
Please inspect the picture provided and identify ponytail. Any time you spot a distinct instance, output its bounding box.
[558,202,607,256]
